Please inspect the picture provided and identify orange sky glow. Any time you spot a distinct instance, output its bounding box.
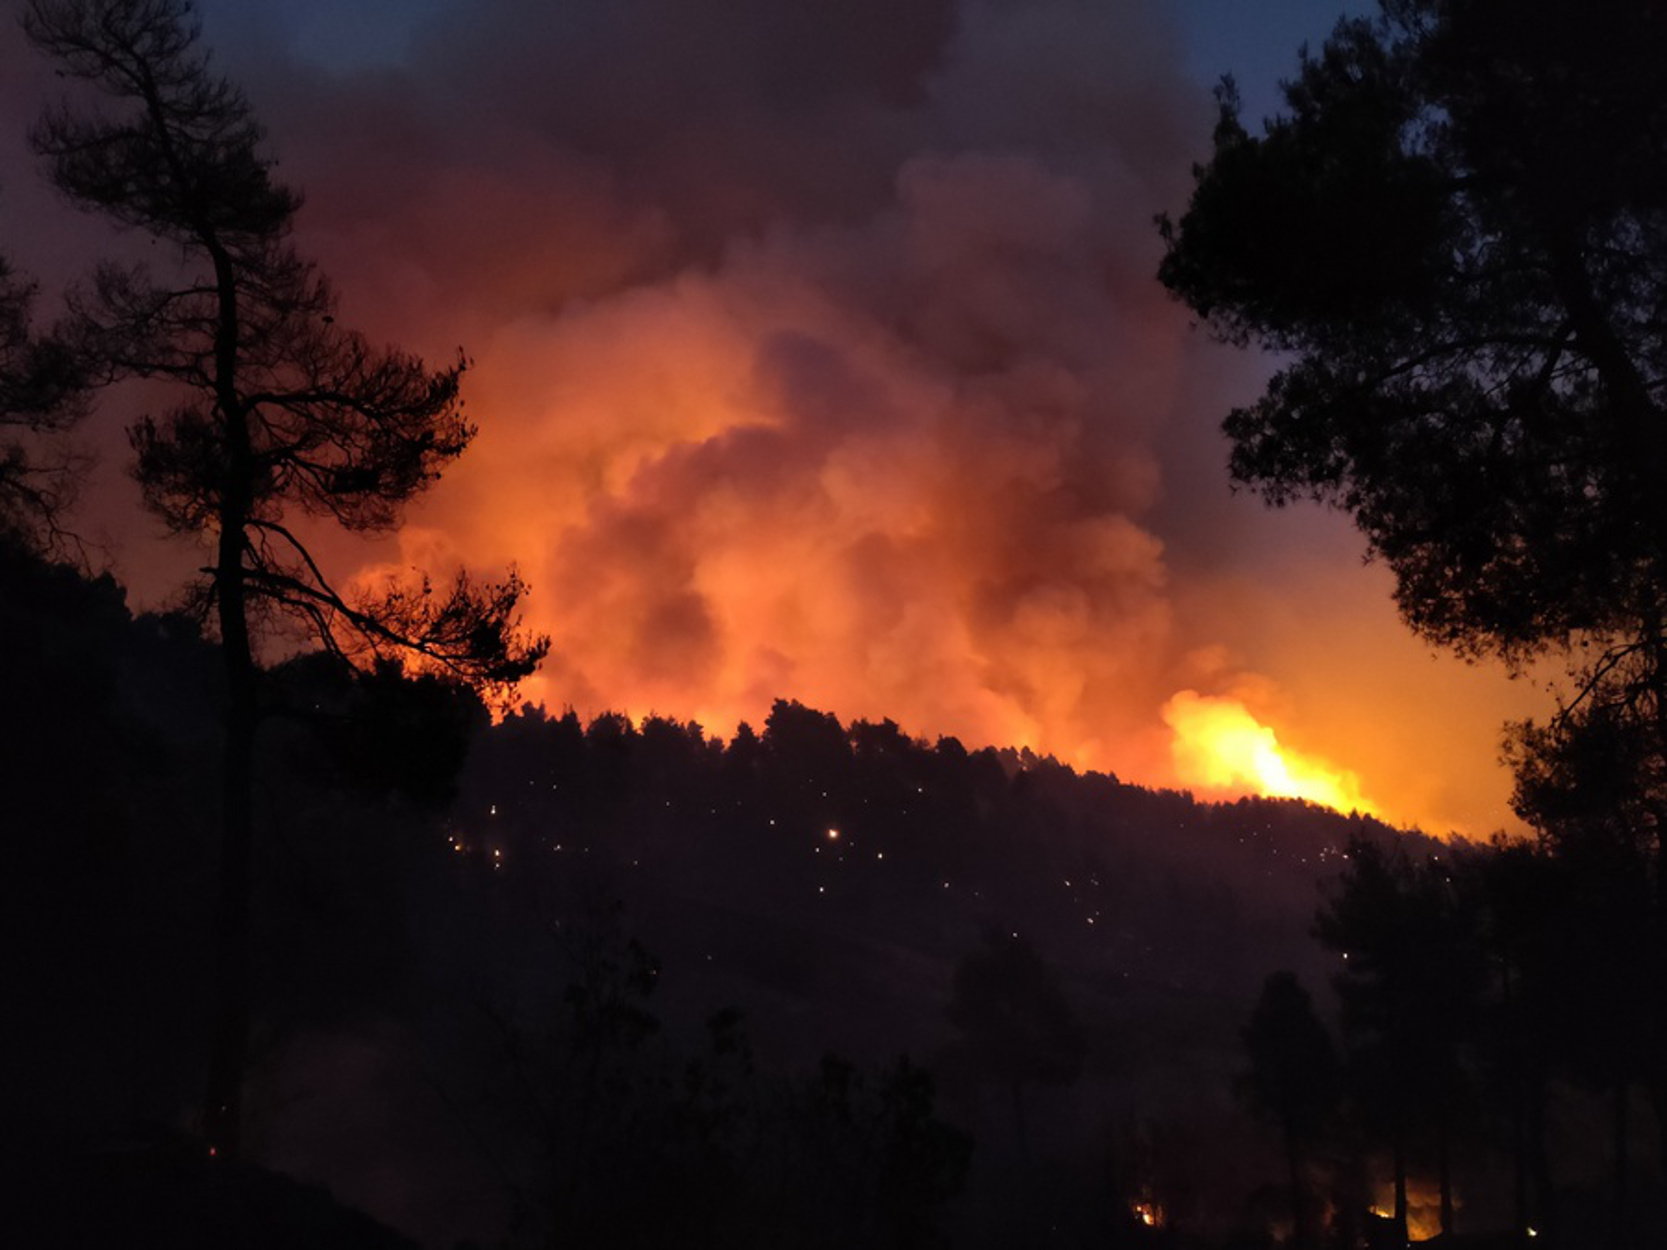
[0,0,1549,837]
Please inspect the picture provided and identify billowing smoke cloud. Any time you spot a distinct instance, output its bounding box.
[486,151,1179,766]
[241,0,1213,781]
[0,0,1539,830]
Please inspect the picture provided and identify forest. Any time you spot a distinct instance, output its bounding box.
[4,1,1666,1247]
[3,534,1662,1247]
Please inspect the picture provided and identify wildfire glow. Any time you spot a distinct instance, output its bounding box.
[1369,1177,1450,1242]
[1162,690,1378,816]
[339,123,1484,835]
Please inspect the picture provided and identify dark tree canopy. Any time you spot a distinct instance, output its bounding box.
[1240,970,1338,1144]
[0,248,87,547]
[945,927,1083,1137]
[24,0,546,685]
[1166,12,1667,1186]
[1239,971,1339,1248]
[1507,702,1667,1099]
[1158,0,1667,669]
[1159,6,1667,1192]
[1314,836,1486,1238]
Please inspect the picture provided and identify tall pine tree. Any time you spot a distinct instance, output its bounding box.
[24,0,546,1157]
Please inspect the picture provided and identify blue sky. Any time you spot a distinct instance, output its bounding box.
[194,0,1374,112]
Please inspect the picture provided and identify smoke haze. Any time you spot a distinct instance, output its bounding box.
[0,0,1541,831]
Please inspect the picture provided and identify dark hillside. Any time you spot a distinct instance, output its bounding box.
[1,543,1488,1246]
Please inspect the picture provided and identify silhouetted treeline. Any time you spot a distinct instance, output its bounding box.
[1238,832,1666,1249]
[0,535,481,1143]
[17,539,1654,1248]
[455,696,1403,1005]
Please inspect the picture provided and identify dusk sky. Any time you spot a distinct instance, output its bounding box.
[0,0,1547,834]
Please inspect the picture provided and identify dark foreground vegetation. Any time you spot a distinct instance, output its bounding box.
[4,537,1662,1249]
[1155,1,1667,1241]
[5,0,1665,1246]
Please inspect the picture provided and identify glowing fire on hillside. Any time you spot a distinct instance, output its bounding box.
[1369,1176,1451,1242]
[1162,690,1379,816]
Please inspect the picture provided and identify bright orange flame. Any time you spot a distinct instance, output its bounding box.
[1370,1177,1450,1242]
[1162,690,1378,816]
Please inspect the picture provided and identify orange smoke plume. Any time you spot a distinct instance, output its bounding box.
[252,0,1529,837]
[1162,690,1378,816]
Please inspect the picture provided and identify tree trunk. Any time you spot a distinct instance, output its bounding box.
[1437,1116,1454,1237]
[1656,792,1667,1186]
[1647,1078,1667,1197]
[1392,1119,1408,1245]
[204,562,256,1158]
[1611,1080,1629,1249]
[1499,962,1530,1234]
[1543,228,1665,502]
[1010,1076,1029,1160]
[1528,1067,1557,1241]
[1283,1116,1306,1249]
[203,240,254,1161]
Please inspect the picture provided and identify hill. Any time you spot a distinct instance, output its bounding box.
[0,539,1440,1246]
